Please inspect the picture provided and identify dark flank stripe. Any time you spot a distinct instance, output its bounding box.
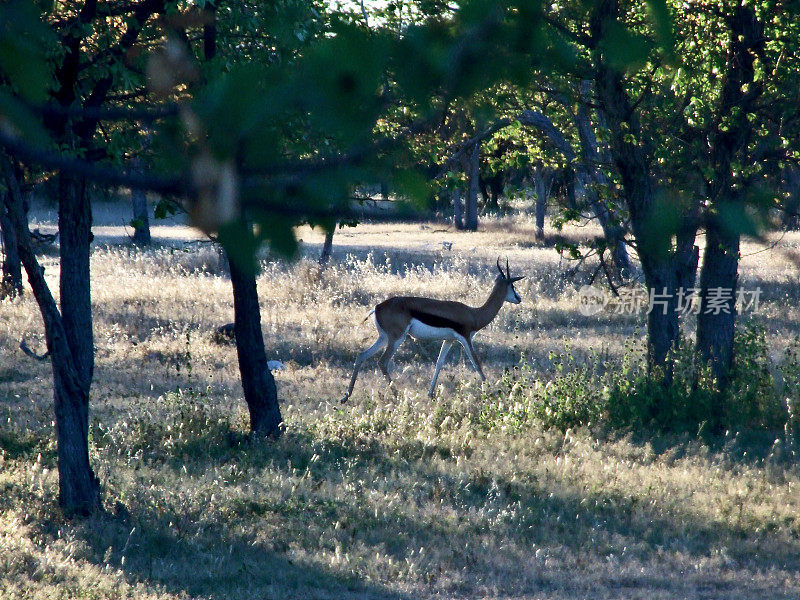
[409,309,468,337]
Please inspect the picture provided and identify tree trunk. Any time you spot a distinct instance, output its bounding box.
[227,254,282,437]
[638,231,698,390]
[590,0,698,384]
[58,175,94,386]
[696,224,739,399]
[380,181,389,202]
[131,159,151,245]
[1,190,23,297]
[2,157,99,515]
[574,81,632,278]
[695,4,763,418]
[478,174,490,206]
[53,369,99,515]
[517,108,631,276]
[464,143,479,231]
[453,188,464,230]
[532,165,550,240]
[319,227,334,265]
[782,167,800,230]
[489,177,502,210]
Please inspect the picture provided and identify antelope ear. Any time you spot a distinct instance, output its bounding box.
[510,276,525,283]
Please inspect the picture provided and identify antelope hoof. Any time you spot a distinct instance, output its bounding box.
[340,394,349,404]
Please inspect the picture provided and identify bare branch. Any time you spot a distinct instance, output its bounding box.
[20,339,49,362]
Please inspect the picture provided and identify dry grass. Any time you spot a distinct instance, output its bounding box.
[2,204,800,599]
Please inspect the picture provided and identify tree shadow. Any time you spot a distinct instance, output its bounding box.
[15,403,799,599]
[127,424,800,594]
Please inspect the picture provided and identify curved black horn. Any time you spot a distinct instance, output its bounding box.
[496,257,504,277]
[506,257,511,280]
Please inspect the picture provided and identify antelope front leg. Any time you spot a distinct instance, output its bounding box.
[341,335,387,403]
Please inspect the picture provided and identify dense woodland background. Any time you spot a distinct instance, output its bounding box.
[2,0,800,598]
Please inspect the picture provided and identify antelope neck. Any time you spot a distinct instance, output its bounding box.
[472,279,507,330]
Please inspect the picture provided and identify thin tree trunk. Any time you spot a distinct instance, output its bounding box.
[464,142,479,231]
[1,190,23,297]
[783,168,800,230]
[204,4,278,436]
[574,81,632,278]
[227,254,282,437]
[131,158,151,245]
[2,156,99,515]
[453,188,464,230]
[319,227,334,265]
[517,108,631,276]
[532,165,549,240]
[479,174,489,206]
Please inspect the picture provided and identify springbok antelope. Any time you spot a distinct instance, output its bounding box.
[341,258,524,401]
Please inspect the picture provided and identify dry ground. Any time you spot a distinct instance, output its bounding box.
[2,202,800,599]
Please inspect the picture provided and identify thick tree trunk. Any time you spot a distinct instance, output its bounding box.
[695,5,763,416]
[227,254,282,437]
[58,175,94,386]
[638,231,698,389]
[464,143,479,231]
[319,227,334,265]
[2,157,99,515]
[1,190,23,297]
[697,225,739,399]
[131,159,151,245]
[53,370,99,515]
[590,0,697,383]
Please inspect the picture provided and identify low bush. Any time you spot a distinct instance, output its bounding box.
[484,323,798,435]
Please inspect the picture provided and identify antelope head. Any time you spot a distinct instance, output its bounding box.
[497,257,525,304]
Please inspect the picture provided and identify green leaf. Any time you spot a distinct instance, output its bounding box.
[640,192,682,259]
[717,202,759,238]
[600,22,653,73]
[153,199,178,220]
[393,169,431,208]
[0,91,50,148]
[217,220,259,275]
[0,1,54,102]
[258,214,298,258]
[645,0,676,62]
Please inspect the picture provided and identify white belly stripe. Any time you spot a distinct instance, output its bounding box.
[408,318,457,340]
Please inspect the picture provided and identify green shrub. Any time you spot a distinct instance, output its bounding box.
[728,324,785,429]
[606,339,715,433]
[478,350,604,433]
[490,323,793,436]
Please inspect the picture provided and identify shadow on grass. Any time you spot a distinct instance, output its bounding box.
[12,408,800,599]
[619,425,797,469]
[140,423,800,591]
